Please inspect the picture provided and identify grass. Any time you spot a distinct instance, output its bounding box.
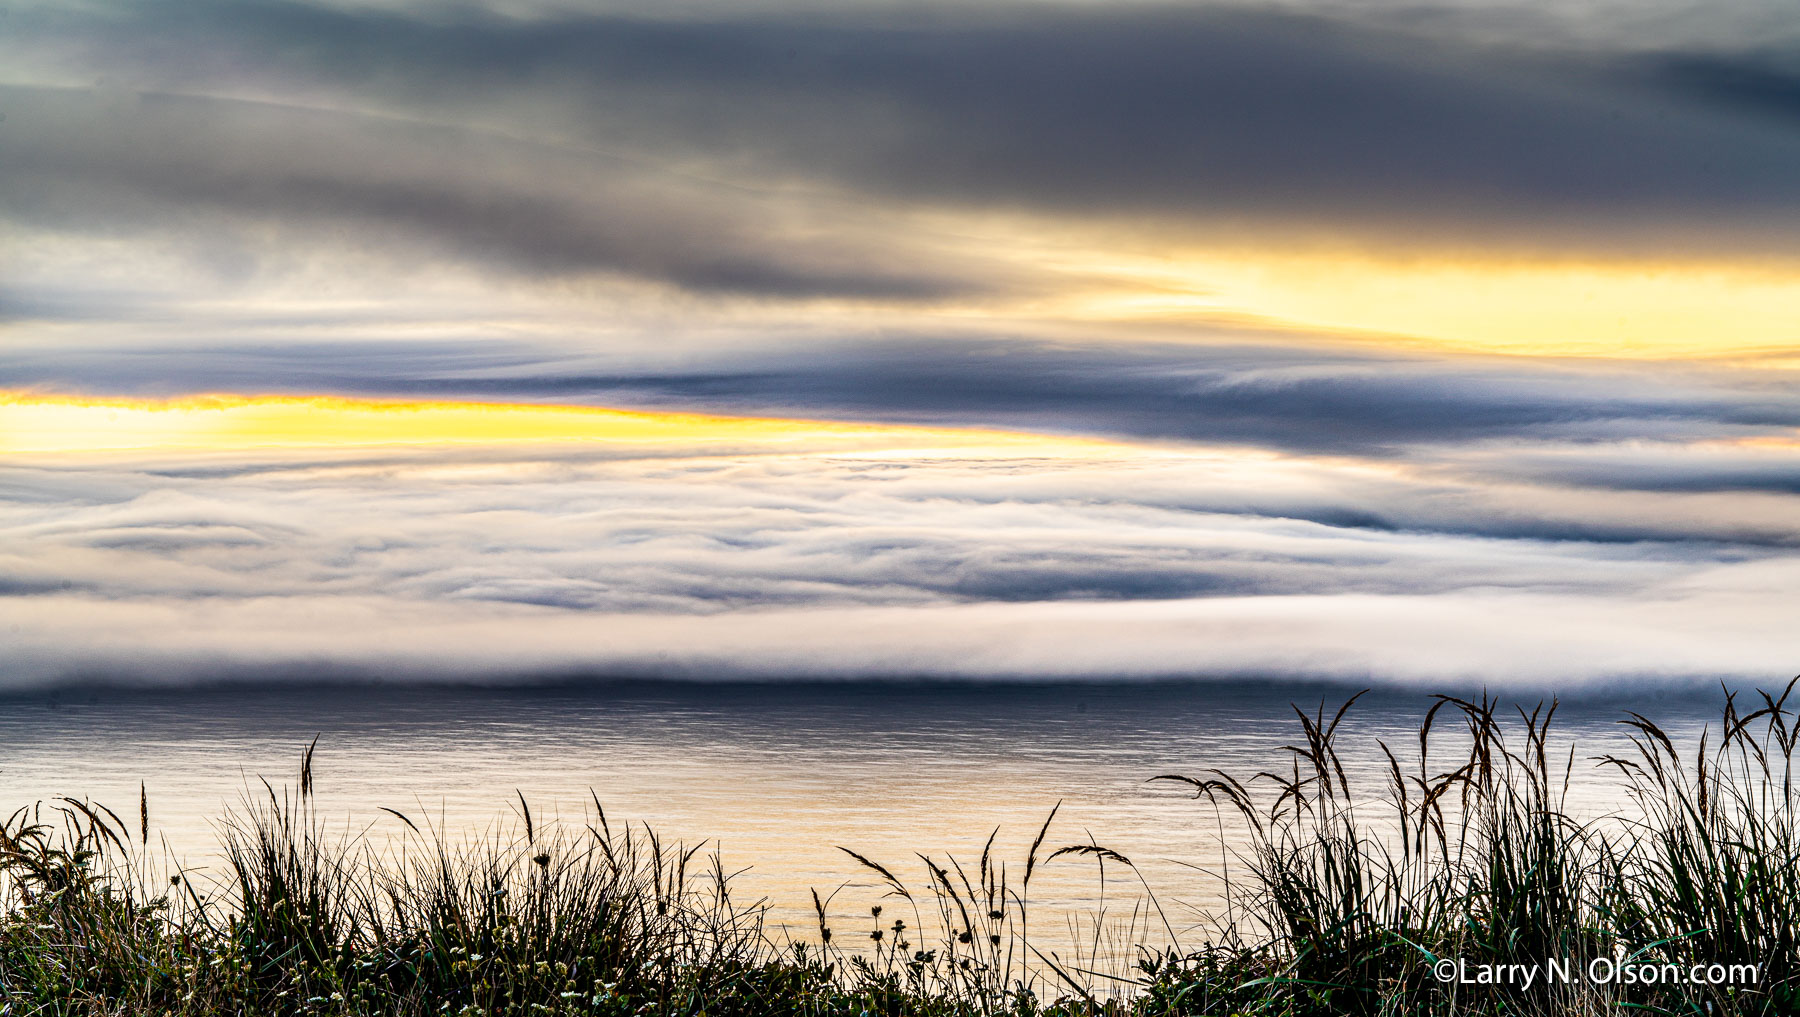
[6,680,1800,1015]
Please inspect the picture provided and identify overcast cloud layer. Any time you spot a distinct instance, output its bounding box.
[3,0,1798,687]
[6,0,1800,289]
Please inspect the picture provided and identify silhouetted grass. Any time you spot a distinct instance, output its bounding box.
[6,681,1800,1015]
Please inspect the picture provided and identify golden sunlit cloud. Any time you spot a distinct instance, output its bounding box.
[0,391,1125,458]
[1032,242,1800,358]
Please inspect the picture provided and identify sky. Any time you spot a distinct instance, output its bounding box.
[2,0,1798,688]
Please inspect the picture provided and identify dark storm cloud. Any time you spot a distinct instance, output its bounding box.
[6,0,1800,268]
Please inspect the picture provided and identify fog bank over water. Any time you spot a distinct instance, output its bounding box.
[3,436,1796,689]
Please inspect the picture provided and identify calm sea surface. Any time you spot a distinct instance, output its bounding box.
[0,679,1729,957]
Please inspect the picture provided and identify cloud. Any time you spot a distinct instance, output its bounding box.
[6,584,1799,691]
[6,0,1800,266]
[572,339,1800,454]
[1448,442,1800,496]
[4,0,1798,690]
[2,438,1797,687]
[1634,51,1800,127]
[0,83,1001,300]
[8,333,1795,459]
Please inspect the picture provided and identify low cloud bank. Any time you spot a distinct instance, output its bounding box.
[2,442,1795,689]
